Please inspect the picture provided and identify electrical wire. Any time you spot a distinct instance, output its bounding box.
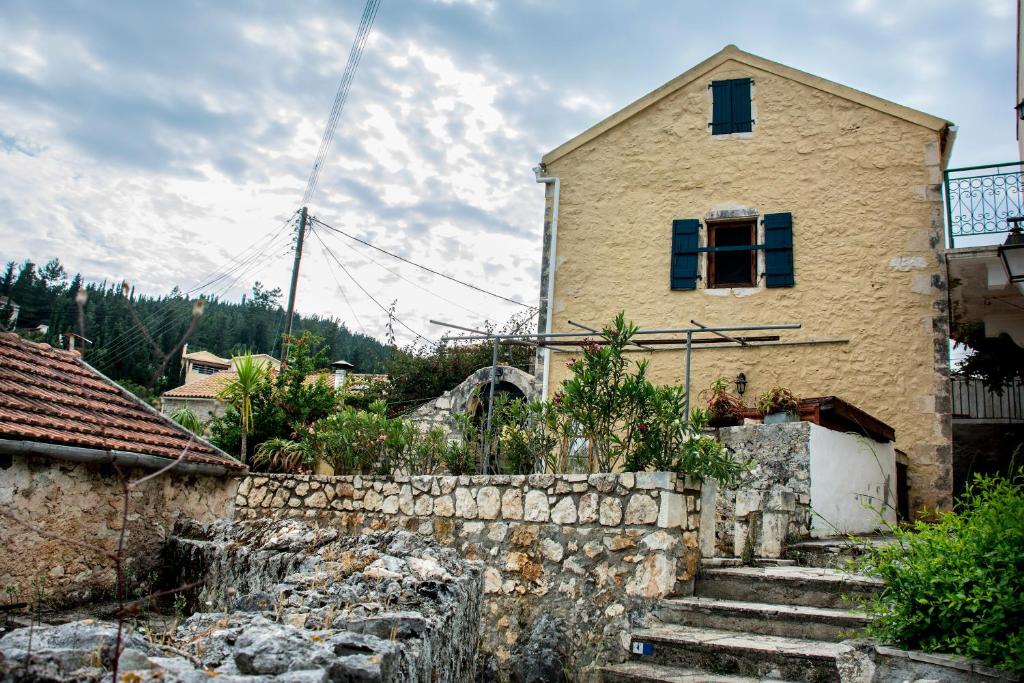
[310,227,433,345]
[310,216,529,308]
[313,223,488,319]
[302,0,381,205]
[314,236,367,334]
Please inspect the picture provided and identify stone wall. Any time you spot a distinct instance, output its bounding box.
[0,453,238,607]
[233,471,702,676]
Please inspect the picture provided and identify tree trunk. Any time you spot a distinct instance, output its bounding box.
[240,432,247,463]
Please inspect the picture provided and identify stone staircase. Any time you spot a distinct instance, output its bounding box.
[601,565,882,682]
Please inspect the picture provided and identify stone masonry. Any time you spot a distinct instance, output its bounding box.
[233,472,701,675]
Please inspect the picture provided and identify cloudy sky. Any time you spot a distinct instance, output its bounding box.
[0,0,1017,346]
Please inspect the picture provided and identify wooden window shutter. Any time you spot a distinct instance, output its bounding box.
[763,212,794,288]
[711,78,752,135]
[730,79,752,133]
[670,219,701,290]
[710,81,734,135]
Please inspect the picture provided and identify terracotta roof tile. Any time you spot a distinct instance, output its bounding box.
[0,333,244,470]
[162,370,236,399]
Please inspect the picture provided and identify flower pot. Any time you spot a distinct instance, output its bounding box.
[763,411,799,425]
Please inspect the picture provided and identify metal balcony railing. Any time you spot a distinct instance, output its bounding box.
[951,375,1024,422]
[944,162,1024,248]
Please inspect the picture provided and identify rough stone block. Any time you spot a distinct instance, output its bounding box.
[624,494,658,525]
[413,495,433,516]
[625,554,676,597]
[381,495,400,515]
[524,490,550,522]
[578,493,599,524]
[599,497,622,526]
[476,486,501,520]
[549,497,577,524]
[540,538,564,562]
[454,487,477,518]
[734,489,763,517]
[501,488,523,520]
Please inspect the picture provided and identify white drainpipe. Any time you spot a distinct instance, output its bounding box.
[533,166,560,402]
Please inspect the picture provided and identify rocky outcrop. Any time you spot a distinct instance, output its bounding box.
[1,521,482,682]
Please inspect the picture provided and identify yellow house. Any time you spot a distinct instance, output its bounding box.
[535,45,956,513]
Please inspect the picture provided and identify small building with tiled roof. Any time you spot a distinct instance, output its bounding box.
[0,332,243,606]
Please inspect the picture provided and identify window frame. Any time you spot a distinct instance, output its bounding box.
[706,219,758,289]
[709,77,755,137]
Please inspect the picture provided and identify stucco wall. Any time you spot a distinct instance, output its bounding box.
[0,453,238,607]
[541,56,951,512]
[808,423,897,537]
[233,472,701,672]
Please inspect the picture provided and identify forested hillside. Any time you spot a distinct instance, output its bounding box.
[0,258,390,396]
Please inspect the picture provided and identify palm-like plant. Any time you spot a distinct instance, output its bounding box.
[253,437,310,473]
[217,354,269,462]
[170,405,205,435]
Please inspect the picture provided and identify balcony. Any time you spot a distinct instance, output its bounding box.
[951,375,1024,423]
[944,161,1023,249]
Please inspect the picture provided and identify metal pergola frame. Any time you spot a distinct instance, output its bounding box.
[429,318,853,471]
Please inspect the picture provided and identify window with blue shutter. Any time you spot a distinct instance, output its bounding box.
[670,219,700,290]
[763,212,794,287]
[710,78,753,135]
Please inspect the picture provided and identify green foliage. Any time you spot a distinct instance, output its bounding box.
[703,377,744,422]
[755,385,799,415]
[253,437,312,474]
[858,474,1024,673]
[552,312,745,482]
[169,406,205,435]
[953,323,1024,391]
[384,310,536,414]
[208,332,340,462]
[305,401,423,475]
[0,258,390,392]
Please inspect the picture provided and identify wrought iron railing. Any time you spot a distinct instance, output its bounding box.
[944,161,1024,248]
[951,375,1024,422]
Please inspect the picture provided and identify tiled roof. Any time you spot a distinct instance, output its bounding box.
[162,370,236,399]
[182,350,230,366]
[0,333,244,470]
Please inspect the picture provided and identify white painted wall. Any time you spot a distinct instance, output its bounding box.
[808,424,897,537]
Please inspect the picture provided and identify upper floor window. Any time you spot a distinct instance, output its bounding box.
[707,221,756,288]
[710,78,753,135]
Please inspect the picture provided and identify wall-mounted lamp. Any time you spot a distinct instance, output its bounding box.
[998,219,1024,284]
[734,372,747,396]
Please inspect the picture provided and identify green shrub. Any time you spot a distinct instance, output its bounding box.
[858,474,1024,673]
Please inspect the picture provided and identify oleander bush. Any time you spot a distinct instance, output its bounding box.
[858,473,1024,673]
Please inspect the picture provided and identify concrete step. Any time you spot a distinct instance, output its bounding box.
[700,557,797,569]
[786,536,896,569]
[696,566,882,609]
[601,660,800,682]
[628,625,848,682]
[654,596,869,641]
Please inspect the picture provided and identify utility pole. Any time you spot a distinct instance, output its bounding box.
[280,206,308,365]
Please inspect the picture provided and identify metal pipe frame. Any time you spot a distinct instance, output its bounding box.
[439,322,801,343]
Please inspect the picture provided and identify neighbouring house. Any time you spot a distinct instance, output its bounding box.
[160,357,384,422]
[179,346,281,385]
[941,13,1024,495]
[0,332,244,606]
[535,44,956,514]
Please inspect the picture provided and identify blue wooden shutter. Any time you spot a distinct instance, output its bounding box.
[671,219,701,290]
[763,212,794,288]
[711,81,733,134]
[730,79,752,133]
[711,79,752,134]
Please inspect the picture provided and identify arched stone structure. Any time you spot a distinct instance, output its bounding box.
[407,365,542,433]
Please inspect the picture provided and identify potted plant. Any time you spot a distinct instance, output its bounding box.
[704,377,745,427]
[756,385,800,424]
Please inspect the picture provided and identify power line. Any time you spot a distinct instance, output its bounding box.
[310,227,433,345]
[313,223,488,319]
[302,0,381,206]
[310,216,530,308]
[314,236,367,334]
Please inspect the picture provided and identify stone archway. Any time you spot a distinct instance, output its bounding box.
[406,365,542,433]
